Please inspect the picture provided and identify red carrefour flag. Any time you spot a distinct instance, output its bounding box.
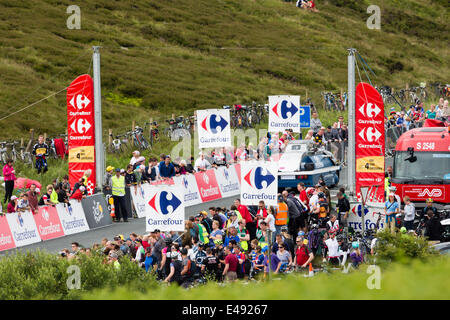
[67,74,96,189]
[355,82,385,203]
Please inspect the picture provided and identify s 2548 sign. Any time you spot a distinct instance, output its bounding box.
[416,142,435,150]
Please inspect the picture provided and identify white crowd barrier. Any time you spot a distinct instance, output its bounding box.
[0,164,243,252]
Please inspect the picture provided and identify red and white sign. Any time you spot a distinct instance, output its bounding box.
[401,185,447,202]
[355,82,385,203]
[6,211,41,247]
[234,163,241,182]
[194,169,222,202]
[0,215,16,251]
[67,74,96,189]
[34,206,65,241]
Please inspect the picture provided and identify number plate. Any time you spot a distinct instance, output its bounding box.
[280,175,295,180]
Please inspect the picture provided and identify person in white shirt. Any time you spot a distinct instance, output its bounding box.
[402,196,415,231]
[130,150,140,166]
[265,206,277,241]
[326,214,339,233]
[194,152,212,172]
[309,186,320,209]
[325,231,340,266]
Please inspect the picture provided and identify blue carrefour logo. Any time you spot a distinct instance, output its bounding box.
[149,191,181,215]
[272,100,298,119]
[201,114,228,134]
[244,167,275,190]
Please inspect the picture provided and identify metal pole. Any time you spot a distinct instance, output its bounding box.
[347,48,356,197]
[93,46,104,191]
[267,229,272,281]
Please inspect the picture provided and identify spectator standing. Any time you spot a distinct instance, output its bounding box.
[336,191,350,227]
[129,151,140,166]
[402,196,415,231]
[234,199,255,240]
[384,193,399,233]
[159,155,176,179]
[310,112,322,133]
[282,191,301,239]
[111,168,128,222]
[32,135,49,174]
[3,159,16,204]
[222,246,238,282]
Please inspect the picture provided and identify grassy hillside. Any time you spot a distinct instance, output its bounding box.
[0,0,448,139]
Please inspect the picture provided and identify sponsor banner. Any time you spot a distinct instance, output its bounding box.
[299,105,311,128]
[197,109,231,149]
[81,193,112,229]
[67,74,96,188]
[6,211,41,247]
[173,174,202,207]
[34,206,65,241]
[129,184,150,218]
[348,202,385,232]
[355,82,385,203]
[194,169,222,202]
[56,201,90,235]
[268,95,300,133]
[401,185,446,202]
[240,161,278,206]
[0,215,16,251]
[145,185,185,232]
[214,165,240,198]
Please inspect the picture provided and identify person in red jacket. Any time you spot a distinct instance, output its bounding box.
[70,185,86,201]
[234,198,256,241]
[3,159,16,204]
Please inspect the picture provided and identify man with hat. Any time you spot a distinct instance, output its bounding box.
[294,237,314,269]
[197,211,213,234]
[103,166,114,193]
[111,168,128,222]
[420,198,437,220]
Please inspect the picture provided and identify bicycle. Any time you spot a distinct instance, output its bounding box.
[131,126,150,150]
[19,145,33,166]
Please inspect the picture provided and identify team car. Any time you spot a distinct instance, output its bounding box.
[277,140,341,188]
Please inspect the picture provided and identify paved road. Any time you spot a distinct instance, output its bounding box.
[3,165,354,255]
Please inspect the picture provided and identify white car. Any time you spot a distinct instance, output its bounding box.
[277,140,341,188]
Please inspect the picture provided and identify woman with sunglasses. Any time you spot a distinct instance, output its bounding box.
[274,244,293,274]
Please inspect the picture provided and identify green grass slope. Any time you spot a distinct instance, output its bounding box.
[0,0,448,139]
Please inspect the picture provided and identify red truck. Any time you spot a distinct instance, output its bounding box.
[391,120,450,209]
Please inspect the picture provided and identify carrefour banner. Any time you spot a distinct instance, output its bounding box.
[240,161,279,206]
[214,165,240,198]
[34,206,65,241]
[355,82,385,203]
[145,185,185,232]
[130,184,151,218]
[197,109,231,149]
[67,74,96,189]
[56,201,90,235]
[268,95,300,133]
[173,174,202,207]
[6,211,41,247]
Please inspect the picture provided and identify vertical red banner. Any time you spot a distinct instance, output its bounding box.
[67,75,96,189]
[355,82,385,203]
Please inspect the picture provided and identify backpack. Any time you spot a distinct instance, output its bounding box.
[308,229,321,253]
[288,194,305,215]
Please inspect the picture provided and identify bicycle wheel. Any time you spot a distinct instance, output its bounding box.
[1,152,7,164]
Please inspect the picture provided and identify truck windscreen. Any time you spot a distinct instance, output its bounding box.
[394,151,450,182]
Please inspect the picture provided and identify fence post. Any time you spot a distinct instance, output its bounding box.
[20,138,24,148]
[149,117,153,138]
[43,133,47,141]
[26,129,34,152]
